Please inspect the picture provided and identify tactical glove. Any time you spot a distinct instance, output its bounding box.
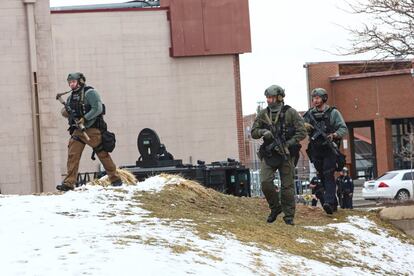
[262,130,274,140]
[327,133,338,141]
[274,144,290,155]
[304,122,314,132]
[77,117,85,126]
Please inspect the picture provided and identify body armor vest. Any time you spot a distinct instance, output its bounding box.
[68,86,93,125]
[307,107,335,148]
[259,105,302,166]
[262,105,296,143]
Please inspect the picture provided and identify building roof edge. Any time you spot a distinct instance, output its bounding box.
[330,68,413,81]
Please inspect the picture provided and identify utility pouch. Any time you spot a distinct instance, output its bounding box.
[288,144,302,166]
[101,130,116,153]
[91,129,116,160]
[259,144,283,167]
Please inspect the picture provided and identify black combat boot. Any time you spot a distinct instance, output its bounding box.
[266,209,282,223]
[283,218,295,226]
[56,183,74,192]
[323,203,333,215]
[111,179,123,187]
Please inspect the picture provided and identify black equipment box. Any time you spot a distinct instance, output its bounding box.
[121,128,251,197]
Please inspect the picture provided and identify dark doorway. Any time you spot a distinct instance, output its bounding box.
[391,118,414,170]
[348,121,377,180]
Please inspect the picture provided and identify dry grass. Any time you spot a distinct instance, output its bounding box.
[134,175,414,270]
[89,169,137,186]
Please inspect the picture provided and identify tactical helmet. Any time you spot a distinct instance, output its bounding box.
[67,72,86,85]
[311,88,328,102]
[264,85,285,98]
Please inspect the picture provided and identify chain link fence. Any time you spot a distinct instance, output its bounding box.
[246,160,315,198]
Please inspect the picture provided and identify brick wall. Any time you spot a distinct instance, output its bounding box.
[233,55,246,164]
[306,62,339,106]
[307,61,414,175]
[332,74,414,121]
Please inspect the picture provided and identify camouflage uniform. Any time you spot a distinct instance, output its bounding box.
[251,85,306,224]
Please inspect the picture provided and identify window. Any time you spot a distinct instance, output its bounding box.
[391,118,414,170]
[402,172,414,181]
[376,173,398,181]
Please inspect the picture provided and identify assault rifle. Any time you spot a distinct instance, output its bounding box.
[264,125,289,161]
[306,112,340,156]
[56,91,90,141]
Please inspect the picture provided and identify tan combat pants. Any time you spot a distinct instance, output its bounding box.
[63,128,120,188]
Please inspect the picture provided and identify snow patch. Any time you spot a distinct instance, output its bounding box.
[0,177,413,275]
[296,238,315,244]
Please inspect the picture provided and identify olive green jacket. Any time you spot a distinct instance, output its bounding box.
[251,105,307,147]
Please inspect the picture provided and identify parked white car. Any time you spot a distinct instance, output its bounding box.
[362,169,414,201]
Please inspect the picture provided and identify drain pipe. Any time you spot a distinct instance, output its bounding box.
[23,0,43,193]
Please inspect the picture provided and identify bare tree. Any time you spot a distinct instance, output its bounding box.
[343,0,414,58]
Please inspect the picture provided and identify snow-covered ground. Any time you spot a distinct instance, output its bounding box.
[0,175,413,275]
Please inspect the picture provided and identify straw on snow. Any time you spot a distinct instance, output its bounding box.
[89,169,138,186]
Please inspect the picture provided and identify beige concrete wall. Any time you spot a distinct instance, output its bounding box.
[51,9,239,174]
[0,0,61,194]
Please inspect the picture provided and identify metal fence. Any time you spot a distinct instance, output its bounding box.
[248,160,315,198]
[76,171,105,187]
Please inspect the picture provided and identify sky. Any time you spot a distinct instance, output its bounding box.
[49,0,370,114]
[1,174,413,275]
[240,0,370,114]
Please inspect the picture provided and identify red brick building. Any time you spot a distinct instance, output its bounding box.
[305,60,414,179]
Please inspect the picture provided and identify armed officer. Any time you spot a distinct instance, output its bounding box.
[336,167,354,209]
[56,72,122,191]
[251,85,306,225]
[309,173,324,207]
[303,88,348,214]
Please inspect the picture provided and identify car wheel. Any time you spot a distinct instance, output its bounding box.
[395,189,410,201]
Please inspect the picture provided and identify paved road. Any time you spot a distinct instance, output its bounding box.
[352,185,378,208]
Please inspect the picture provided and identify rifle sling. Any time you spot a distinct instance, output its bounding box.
[264,107,282,128]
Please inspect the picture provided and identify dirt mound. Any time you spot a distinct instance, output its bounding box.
[136,176,403,268]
